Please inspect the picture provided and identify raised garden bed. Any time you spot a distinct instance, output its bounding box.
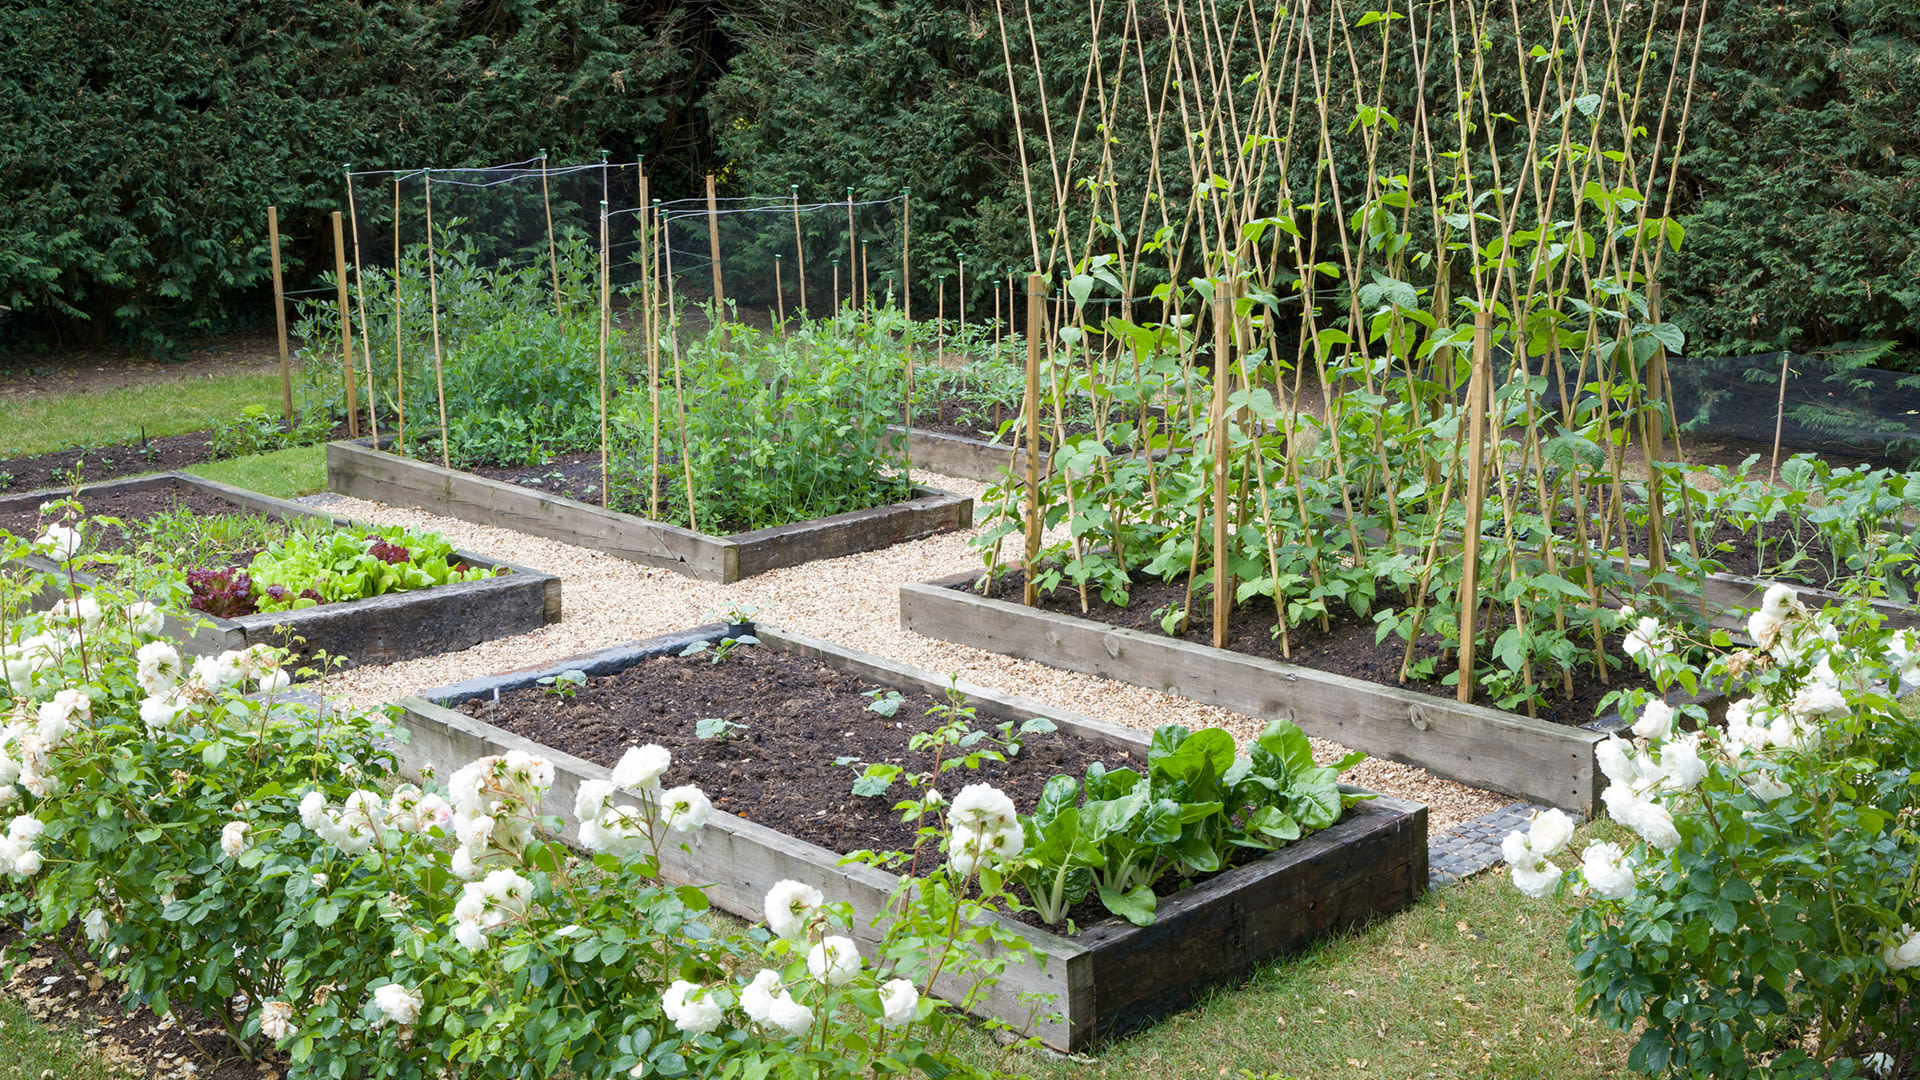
[887,424,1031,483]
[328,438,973,582]
[2,472,560,667]
[900,572,1618,814]
[390,624,1427,1051]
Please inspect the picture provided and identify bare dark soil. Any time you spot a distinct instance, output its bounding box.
[0,486,255,563]
[963,570,1657,726]
[457,643,1156,929]
[1,922,285,1080]
[0,420,349,495]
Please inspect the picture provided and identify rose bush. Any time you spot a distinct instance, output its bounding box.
[1509,586,1918,1078]
[0,524,1041,1079]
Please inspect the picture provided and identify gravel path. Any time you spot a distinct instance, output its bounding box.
[313,472,1510,832]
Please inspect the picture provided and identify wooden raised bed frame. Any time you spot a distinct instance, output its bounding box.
[392,625,1427,1052]
[5,472,560,667]
[900,573,1618,814]
[328,438,973,582]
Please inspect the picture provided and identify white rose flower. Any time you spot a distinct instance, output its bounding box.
[450,844,480,880]
[1594,736,1657,794]
[371,983,422,1026]
[1741,769,1793,802]
[126,601,165,635]
[10,849,43,877]
[767,992,813,1037]
[299,791,331,831]
[452,920,489,952]
[1760,583,1799,620]
[260,1001,296,1040]
[1746,609,1780,649]
[36,525,81,563]
[1722,698,1772,754]
[192,653,244,695]
[1621,616,1663,661]
[1501,828,1544,872]
[740,969,783,1025]
[661,980,723,1036]
[1631,699,1674,742]
[1769,713,1822,754]
[1604,787,1681,851]
[765,879,824,940]
[1580,841,1637,900]
[1884,924,1920,971]
[574,779,615,823]
[611,744,672,792]
[8,816,45,843]
[947,783,1018,835]
[83,908,110,944]
[806,935,861,986]
[877,978,919,1029]
[38,688,90,742]
[1657,735,1709,793]
[219,821,252,859]
[660,785,711,833]
[136,642,182,694]
[1527,808,1575,857]
[1510,858,1563,898]
[1789,682,1848,720]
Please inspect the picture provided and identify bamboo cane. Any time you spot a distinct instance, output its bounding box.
[330,211,358,438]
[649,198,663,521]
[423,171,450,469]
[540,150,562,315]
[599,200,612,507]
[1457,310,1492,704]
[344,167,378,444]
[706,175,725,321]
[774,256,786,330]
[1023,272,1045,606]
[392,181,405,454]
[1211,287,1232,650]
[792,186,808,316]
[267,206,293,424]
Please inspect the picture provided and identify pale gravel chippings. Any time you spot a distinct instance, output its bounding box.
[314,471,1509,832]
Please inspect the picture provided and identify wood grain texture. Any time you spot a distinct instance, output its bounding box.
[329,439,971,582]
[900,577,1606,813]
[2,472,561,668]
[398,624,1426,1050]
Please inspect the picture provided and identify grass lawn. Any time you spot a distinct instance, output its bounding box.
[0,368,290,458]
[955,863,1633,1080]
[0,994,138,1080]
[187,443,328,499]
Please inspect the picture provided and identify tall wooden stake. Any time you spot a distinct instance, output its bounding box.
[846,189,858,308]
[1023,272,1045,606]
[705,174,725,318]
[1457,311,1493,704]
[649,198,663,521]
[1770,350,1792,483]
[937,280,946,363]
[344,167,378,443]
[424,171,450,469]
[599,200,612,506]
[392,179,405,454]
[330,211,359,438]
[861,242,871,318]
[540,149,563,315]
[958,257,967,348]
[1211,288,1232,649]
[774,256,786,330]
[792,186,808,315]
[994,280,1003,356]
[901,189,911,322]
[267,206,293,424]
[1644,280,1669,580]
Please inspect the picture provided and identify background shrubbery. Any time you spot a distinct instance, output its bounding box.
[3,0,1916,366]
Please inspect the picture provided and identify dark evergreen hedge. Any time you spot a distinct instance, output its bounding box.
[2,0,1915,362]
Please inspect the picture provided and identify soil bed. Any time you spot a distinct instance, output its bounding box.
[0,422,346,495]
[454,641,1144,927]
[962,569,1657,727]
[1,922,283,1080]
[0,484,257,565]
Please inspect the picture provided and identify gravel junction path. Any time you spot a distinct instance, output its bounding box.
[312,470,1511,833]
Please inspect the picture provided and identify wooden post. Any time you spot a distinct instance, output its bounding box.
[833,262,841,314]
[649,199,663,521]
[599,200,611,507]
[424,170,450,469]
[774,256,786,330]
[1770,350,1792,483]
[392,179,405,454]
[267,206,293,424]
[847,189,858,309]
[344,166,378,444]
[1023,272,1045,606]
[1644,281,1668,580]
[706,174,725,318]
[958,257,967,350]
[792,186,807,316]
[994,280,1003,357]
[540,149,563,315]
[331,211,359,438]
[901,189,911,323]
[1457,311,1493,704]
[862,242,871,317]
[937,279,946,364]
[1211,287,1232,650]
